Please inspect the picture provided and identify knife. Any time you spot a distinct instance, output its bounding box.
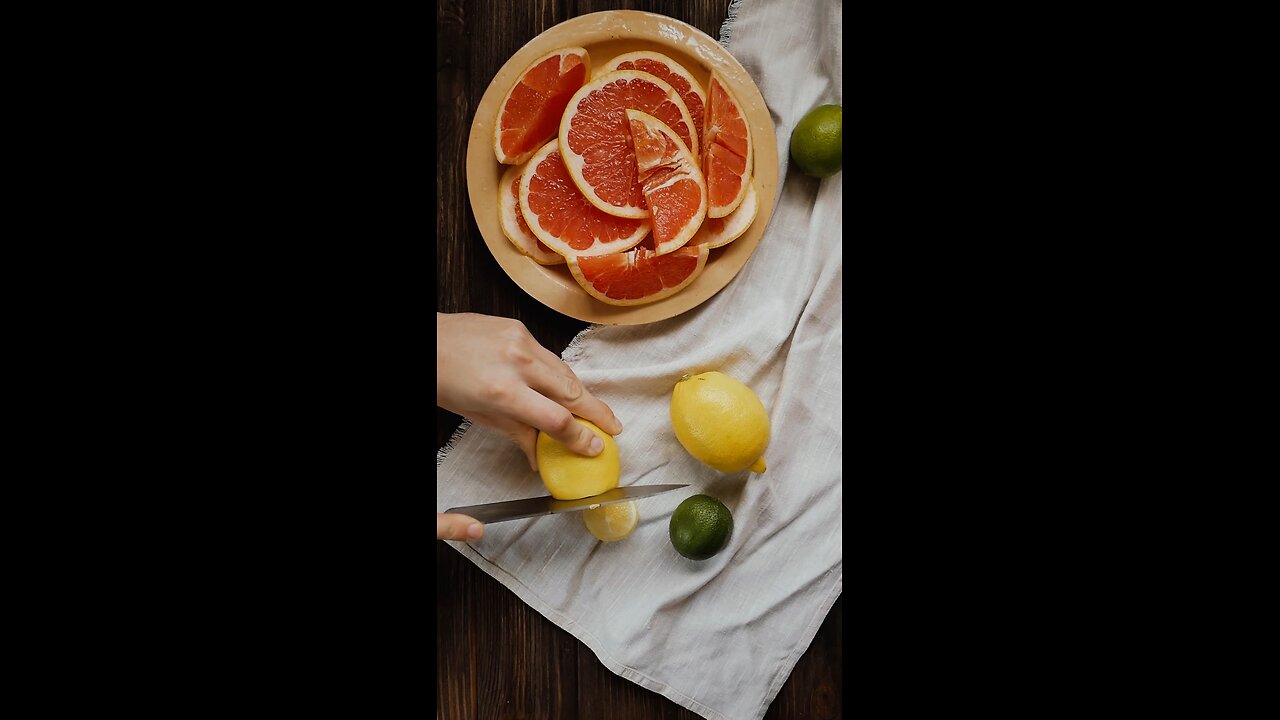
[444,484,688,525]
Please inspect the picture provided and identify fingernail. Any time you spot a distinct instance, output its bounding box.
[612,416,623,433]
[467,523,484,540]
[589,436,604,455]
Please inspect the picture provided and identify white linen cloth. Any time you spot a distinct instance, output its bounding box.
[437,1,842,718]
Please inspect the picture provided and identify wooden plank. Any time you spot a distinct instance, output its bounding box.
[763,595,844,720]
[435,544,476,720]
[577,641,704,719]
[472,558,578,719]
[436,0,473,315]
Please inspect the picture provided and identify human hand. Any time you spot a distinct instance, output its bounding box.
[437,512,484,541]
[437,313,623,469]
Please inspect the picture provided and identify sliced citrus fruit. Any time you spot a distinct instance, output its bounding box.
[559,70,697,219]
[518,140,649,259]
[704,72,753,218]
[583,500,638,542]
[494,47,591,165]
[690,180,757,249]
[498,164,565,265]
[601,51,706,154]
[568,240,709,306]
[626,109,707,255]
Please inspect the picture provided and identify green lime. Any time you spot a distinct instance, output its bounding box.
[669,494,733,560]
[790,104,842,178]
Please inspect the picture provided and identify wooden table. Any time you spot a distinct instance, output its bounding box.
[436,2,842,717]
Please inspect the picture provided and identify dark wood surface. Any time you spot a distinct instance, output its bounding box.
[436,1,842,717]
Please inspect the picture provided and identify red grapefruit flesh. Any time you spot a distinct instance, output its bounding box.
[601,51,706,155]
[569,241,709,306]
[690,180,757,249]
[518,140,650,259]
[498,164,565,265]
[559,70,698,219]
[626,109,707,255]
[494,47,591,165]
[704,72,753,218]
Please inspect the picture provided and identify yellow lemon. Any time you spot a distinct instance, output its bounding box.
[670,371,770,474]
[583,500,638,542]
[536,418,620,499]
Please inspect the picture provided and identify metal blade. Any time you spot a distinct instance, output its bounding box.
[443,484,688,525]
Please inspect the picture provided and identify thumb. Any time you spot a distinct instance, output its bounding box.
[437,513,485,541]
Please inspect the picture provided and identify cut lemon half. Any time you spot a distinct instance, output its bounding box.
[583,500,639,542]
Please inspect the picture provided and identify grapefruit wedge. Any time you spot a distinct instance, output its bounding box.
[704,72,753,218]
[518,140,650,259]
[569,239,709,306]
[559,70,697,219]
[626,109,707,255]
[498,164,565,265]
[494,47,591,165]
[601,51,706,154]
[690,180,757,249]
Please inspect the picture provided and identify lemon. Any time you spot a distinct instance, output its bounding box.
[536,418,620,500]
[669,494,733,560]
[583,500,638,542]
[670,371,770,474]
[790,104,842,178]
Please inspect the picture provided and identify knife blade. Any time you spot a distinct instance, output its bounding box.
[444,484,688,525]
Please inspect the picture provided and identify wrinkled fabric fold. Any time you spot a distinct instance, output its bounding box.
[437,2,842,718]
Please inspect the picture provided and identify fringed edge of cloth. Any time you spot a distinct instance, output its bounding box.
[436,418,473,468]
[718,0,744,48]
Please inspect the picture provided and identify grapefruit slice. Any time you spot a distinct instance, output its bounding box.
[498,164,565,265]
[493,47,591,165]
[518,140,650,259]
[626,109,707,255]
[569,240,709,306]
[690,180,757,249]
[601,51,706,154]
[559,70,698,219]
[704,72,753,218]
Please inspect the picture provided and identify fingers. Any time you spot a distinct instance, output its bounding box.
[470,412,539,470]
[506,387,607,457]
[513,426,539,470]
[437,513,484,541]
[523,351,623,437]
[475,381,618,463]
[457,321,621,462]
